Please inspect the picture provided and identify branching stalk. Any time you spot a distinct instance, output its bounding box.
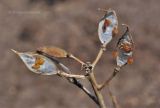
[57,71,86,79]
[88,72,107,108]
[108,85,119,108]
[12,8,133,108]
[92,45,106,68]
[70,78,99,105]
[69,54,85,65]
[64,76,99,105]
[98,67,121,90]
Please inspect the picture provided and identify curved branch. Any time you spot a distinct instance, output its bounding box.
[98,67,121,90]
[62,76,99,105]
[108,85,119,108]
[70,78,99,105]
[92,45,106,68]
[88,72,106,108]
[69,54,85,65]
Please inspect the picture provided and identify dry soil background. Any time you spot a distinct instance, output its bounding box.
[0,0,160,108]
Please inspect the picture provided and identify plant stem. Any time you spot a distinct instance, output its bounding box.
[108,85,119,108]
[92,45,106,68]
[69,54,85,65]
[88,72,107,108]
[70,78,99,105]
[98,67,120,90]
[57,71,86,79]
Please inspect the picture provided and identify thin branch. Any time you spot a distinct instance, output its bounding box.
[69,54,85,65]
[88,72,107,108]
[58,70,99,105]
[58,70,98,104]
[57,71,86,79]
[70,78,99,105]
[108,85,119,108]
[98,66,121,90]
[62,76,99,105]
[92,45,106,68]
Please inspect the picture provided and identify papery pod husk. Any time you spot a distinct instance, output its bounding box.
[117,24,134,50]
[12,50,59,75]
[116,50,133,67]
[98,9,118,45]
[116,25,134,67]
[37,46,68,58]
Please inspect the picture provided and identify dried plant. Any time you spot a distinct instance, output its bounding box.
[12,8,134,108]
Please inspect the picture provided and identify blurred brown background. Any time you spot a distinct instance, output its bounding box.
[0,0,160,108]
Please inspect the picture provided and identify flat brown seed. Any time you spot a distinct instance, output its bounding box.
[102,19,111,32]
[104,19,111,27]
[32,56,45,69]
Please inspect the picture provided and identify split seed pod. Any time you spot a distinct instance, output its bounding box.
[98,9,118,46]
[12,50,70,75]
[116,24,134,67]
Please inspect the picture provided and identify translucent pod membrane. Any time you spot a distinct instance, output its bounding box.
[116,26,134,67]
[116,51,133,67]
[12,50,59,75]
[98,9,118,45]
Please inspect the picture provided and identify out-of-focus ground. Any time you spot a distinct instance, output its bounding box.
[0,0,160,108]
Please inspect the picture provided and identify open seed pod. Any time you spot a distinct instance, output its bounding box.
[98,9,118,46]
[116,25,134,67]
[12,50,69,75]
[37,46,68,58]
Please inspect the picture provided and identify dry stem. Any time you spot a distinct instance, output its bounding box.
[88,72,107,108]
[57,71,86,79]
[92,45,106,68]
[98,67,121,90]
[108,85,119,108]
[69,54,85,65]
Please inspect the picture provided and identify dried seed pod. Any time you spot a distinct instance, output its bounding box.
[12,49,59,75]
[37,46,68,58]
[98,9,118,45]
[116,25,134,67]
